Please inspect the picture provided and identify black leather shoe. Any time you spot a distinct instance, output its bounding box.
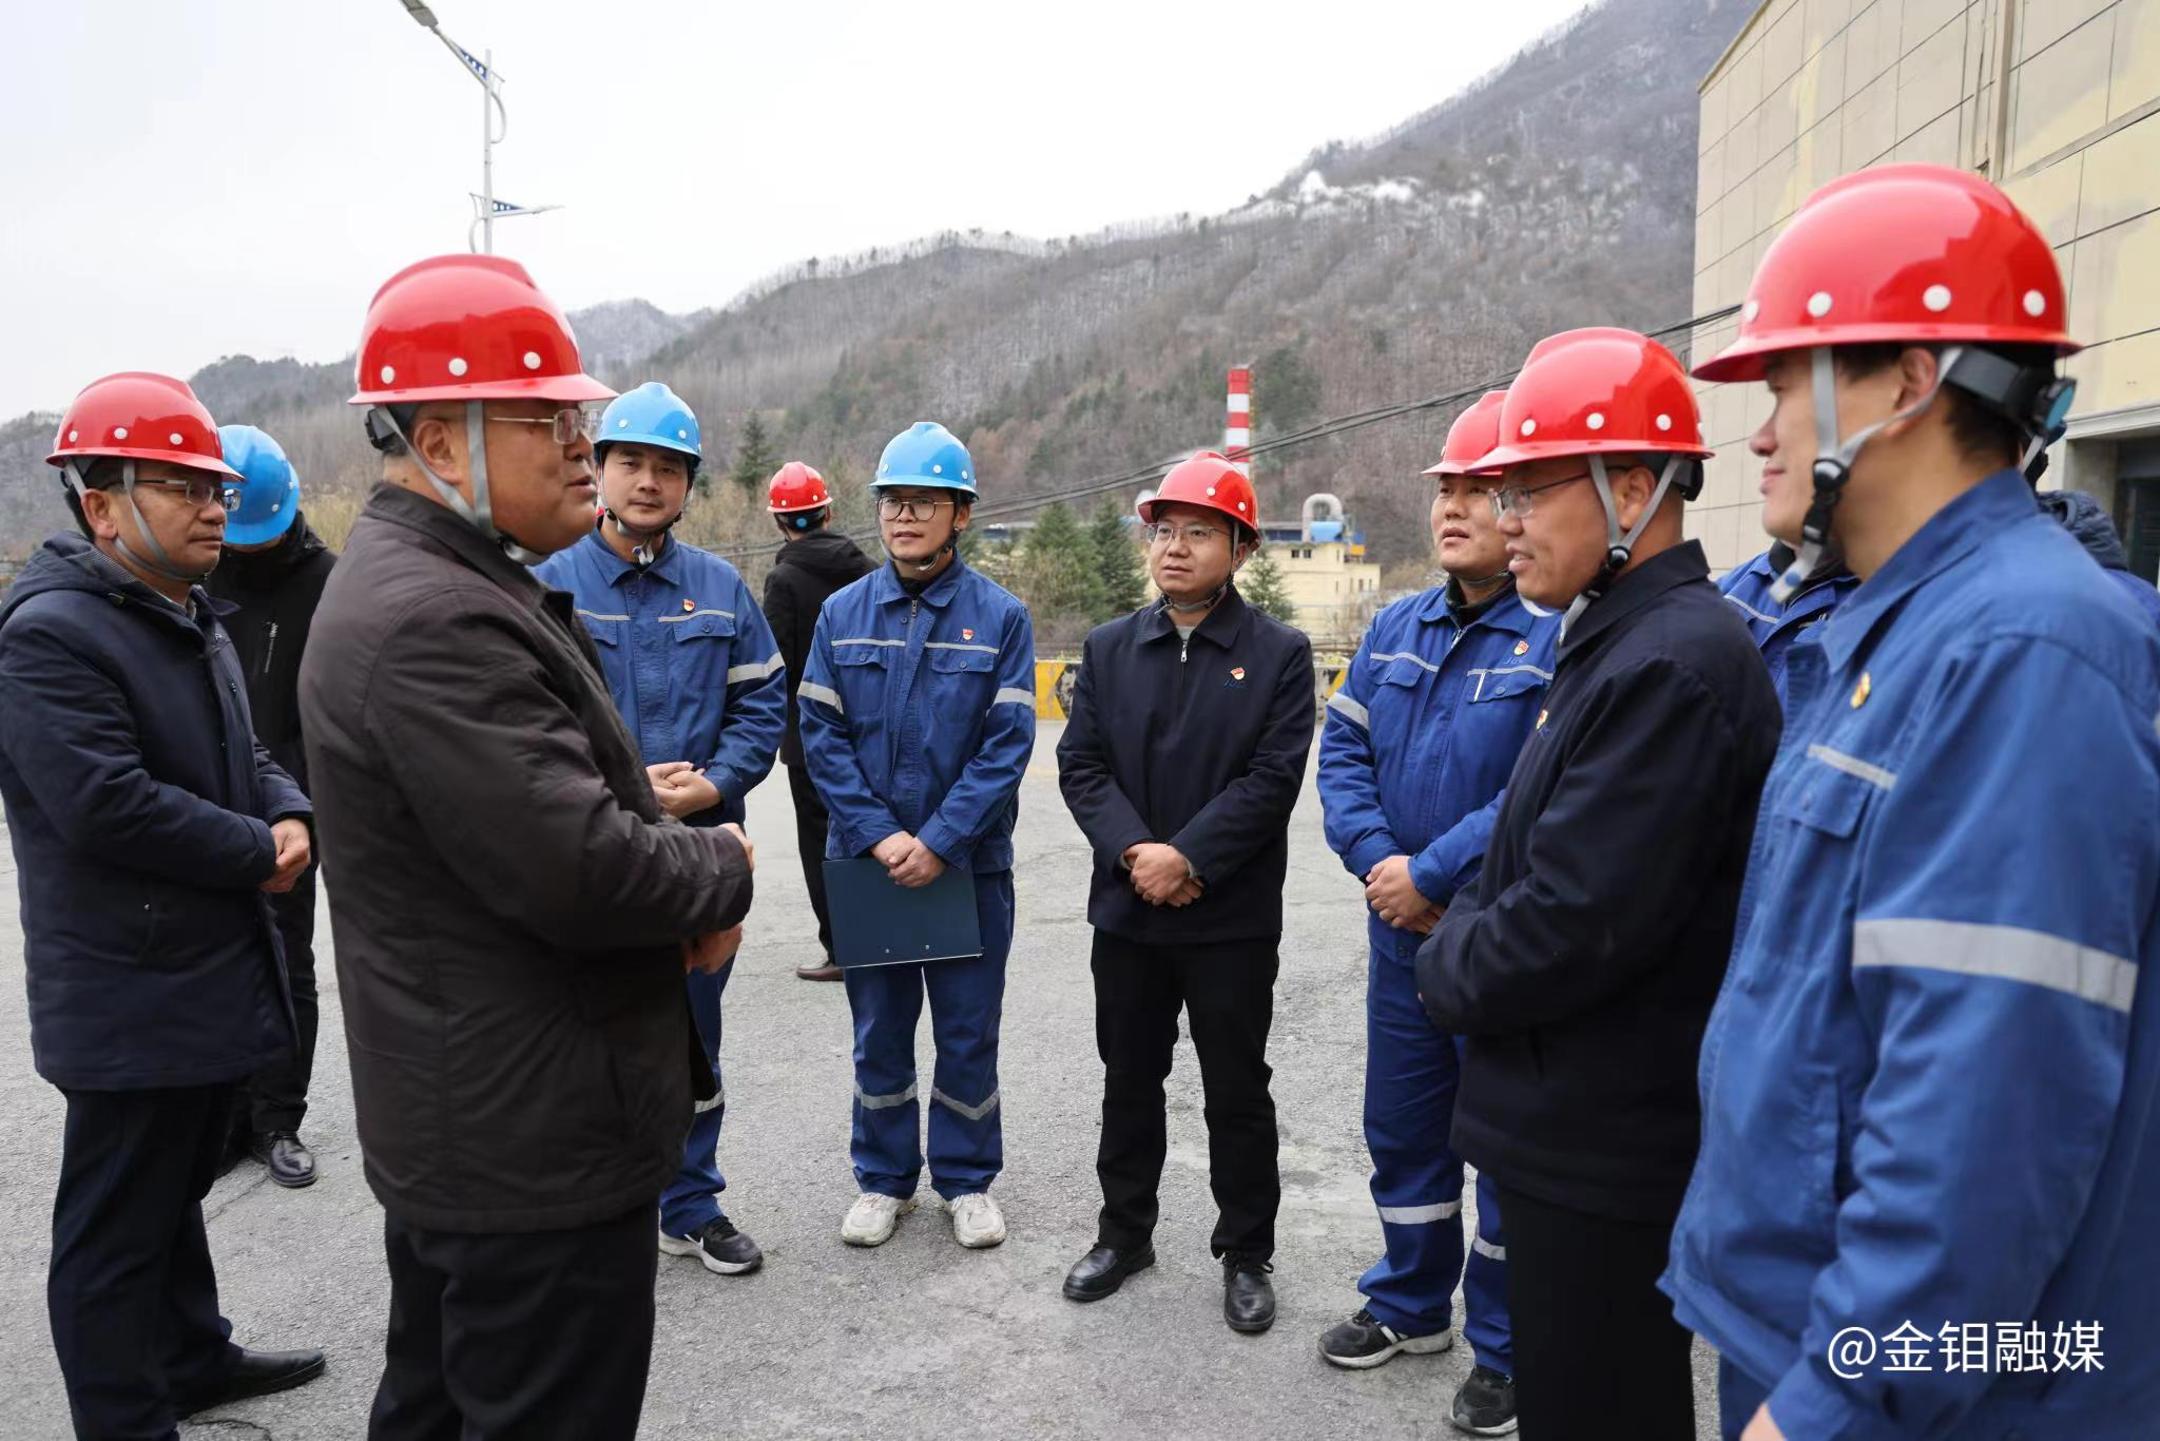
[1222,1253,1276,1334]
[1062,1244,1155,1302]
[176,1346,326,1416]
[250,1131,317,1188]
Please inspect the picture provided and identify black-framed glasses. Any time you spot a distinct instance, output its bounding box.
[488,405,602,446]
[134,476,237,512]
[1488,470,1592,521]
[877,495,958,521]
[1143,522,1229,547]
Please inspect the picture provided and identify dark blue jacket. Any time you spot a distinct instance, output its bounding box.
[0,534,308,1090]
[1416,541,1781,1221]
[1057,587,1315,944]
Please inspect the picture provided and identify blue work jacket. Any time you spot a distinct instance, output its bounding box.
[1719,548,1858,709]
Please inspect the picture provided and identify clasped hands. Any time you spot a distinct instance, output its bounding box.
[1122,842,1202,908]
[1366,854,1442,934]
[871,830,946,889]
[646,761,722,820]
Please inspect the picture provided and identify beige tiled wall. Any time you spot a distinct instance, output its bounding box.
[1692,0,2160,573]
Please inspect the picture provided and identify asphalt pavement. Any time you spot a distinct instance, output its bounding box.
[0,723,1720,1438]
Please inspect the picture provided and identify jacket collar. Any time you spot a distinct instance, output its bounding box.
[1137,582,1251,650]
[364,481,545,608]
[1815,467,2035,672]
[1412,578,1536,637]
[869,553,970,610]
[577,523,684,587]
[1558,540,1711,663]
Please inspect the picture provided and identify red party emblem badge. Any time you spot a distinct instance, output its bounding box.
[1230,666,1246,682]
[682,598,696,613]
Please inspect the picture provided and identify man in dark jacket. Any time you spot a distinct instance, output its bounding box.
[206,424,336,1188]
[1,372,326,1438]
[305,255,755,1440]
[2038,487,2160,627]
[1056,452,1315,1335]
[761,461,876,980]
[1415,331,1780,1439]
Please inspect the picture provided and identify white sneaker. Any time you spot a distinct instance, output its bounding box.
[948,1191,1007,1249]
[841,1192,916,1247]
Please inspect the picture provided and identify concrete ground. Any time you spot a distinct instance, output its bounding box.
[0,723,1719,1439]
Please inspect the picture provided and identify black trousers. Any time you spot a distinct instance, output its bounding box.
[1494,1182,1697,1441]
[369,1203,658,1441]
[50,1083,241,1441]
[1092,930,1279,1259]
[248,863,319,1132]
[785,761,837,962]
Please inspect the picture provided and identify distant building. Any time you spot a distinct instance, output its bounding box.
[1261,493,1384,643]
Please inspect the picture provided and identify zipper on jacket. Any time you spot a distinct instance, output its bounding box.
[1179,633,1189,663]
[261,619,279,680]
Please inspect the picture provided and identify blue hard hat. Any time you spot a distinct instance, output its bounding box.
[873,421,976,495]
[597,381,701,467]
[217,425,300,545]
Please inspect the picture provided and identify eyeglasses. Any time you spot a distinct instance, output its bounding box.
[1143,522,1229,547]
[877,495,958,521]
[133,477,237,512]
[488,406,602,446]
[1488,470,1592,521]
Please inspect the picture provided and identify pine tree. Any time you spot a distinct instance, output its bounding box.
[1013,502,1104,622]
[1240,545,1298,624]
[728,413,777,495]
[1087,498,1147,620]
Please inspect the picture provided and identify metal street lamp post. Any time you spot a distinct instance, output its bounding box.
[395,1,556,253]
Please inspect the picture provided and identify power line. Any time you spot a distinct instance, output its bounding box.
[715,303,1741,561]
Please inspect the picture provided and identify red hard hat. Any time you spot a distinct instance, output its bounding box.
[767,461,831,513]
[46,372,239,478]
[348,254,616,407]
[1471,328,1712,473]
[1137,451,1260,534]
[1422,391,1508,477]
[1696,164,2078,383]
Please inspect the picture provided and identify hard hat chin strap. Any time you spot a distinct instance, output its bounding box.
[65,460,213,587]
[376,404,547,567]
[1559,453,1683,630]
[1772,345,1959,604]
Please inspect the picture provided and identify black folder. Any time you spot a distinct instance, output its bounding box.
[823,858,982,969]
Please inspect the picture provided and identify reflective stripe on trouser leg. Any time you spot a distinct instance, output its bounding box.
[661,960,733,1236]
[1357,945,1480,1339]
[844,957,927,1197]
[924,871,1014,1200]
[1462,1165,1512,1374]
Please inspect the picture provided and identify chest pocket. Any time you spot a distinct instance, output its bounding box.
[578,613,628,649]
[1467,663,1551,705]
[925,643,998,736]
[1736,743,1889,996]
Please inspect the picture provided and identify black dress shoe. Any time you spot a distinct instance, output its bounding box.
[1222,1253,1276,1334]
[250,1131,318,1188]
[176,1346,326,1416]
[1062,1243,1155,1302]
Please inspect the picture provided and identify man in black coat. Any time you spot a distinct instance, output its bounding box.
[206,424,337,1188]
[308,255,755,1441]
[1414,331,1780,1439]
[1056,453,1315,1335]
[0,373,326,1438]
[760,462,875,981]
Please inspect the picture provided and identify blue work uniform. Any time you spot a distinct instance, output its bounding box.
[534,527,785,1237]
[1317,580,1558,1367]
[1664,472,2160,1440]
[796,557,1035,1200]
[1718,548,1857,708]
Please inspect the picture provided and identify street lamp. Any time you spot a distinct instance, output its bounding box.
[394,0,556,253]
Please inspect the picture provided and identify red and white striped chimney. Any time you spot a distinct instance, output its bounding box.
[1225,364,1253,478]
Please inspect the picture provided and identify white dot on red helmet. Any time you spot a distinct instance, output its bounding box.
[1656,414,1673,431]
[114,427,128,440]
[448,357,469,377]
[1206,486,1218,496]
[1923,284,1953,312]
[1743,299,1760,322]
[380,366,396,384]
[2024,290,2047,317]
[1586,412,1605,431]
[1521,419,1536,437]
[523,351,542,370]
[1807,291,1833,318]
[1238,501,1248,511]
[67,430,77,443]
[169,433,183,445]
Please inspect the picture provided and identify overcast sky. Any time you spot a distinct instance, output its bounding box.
[0,0,1588,419]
